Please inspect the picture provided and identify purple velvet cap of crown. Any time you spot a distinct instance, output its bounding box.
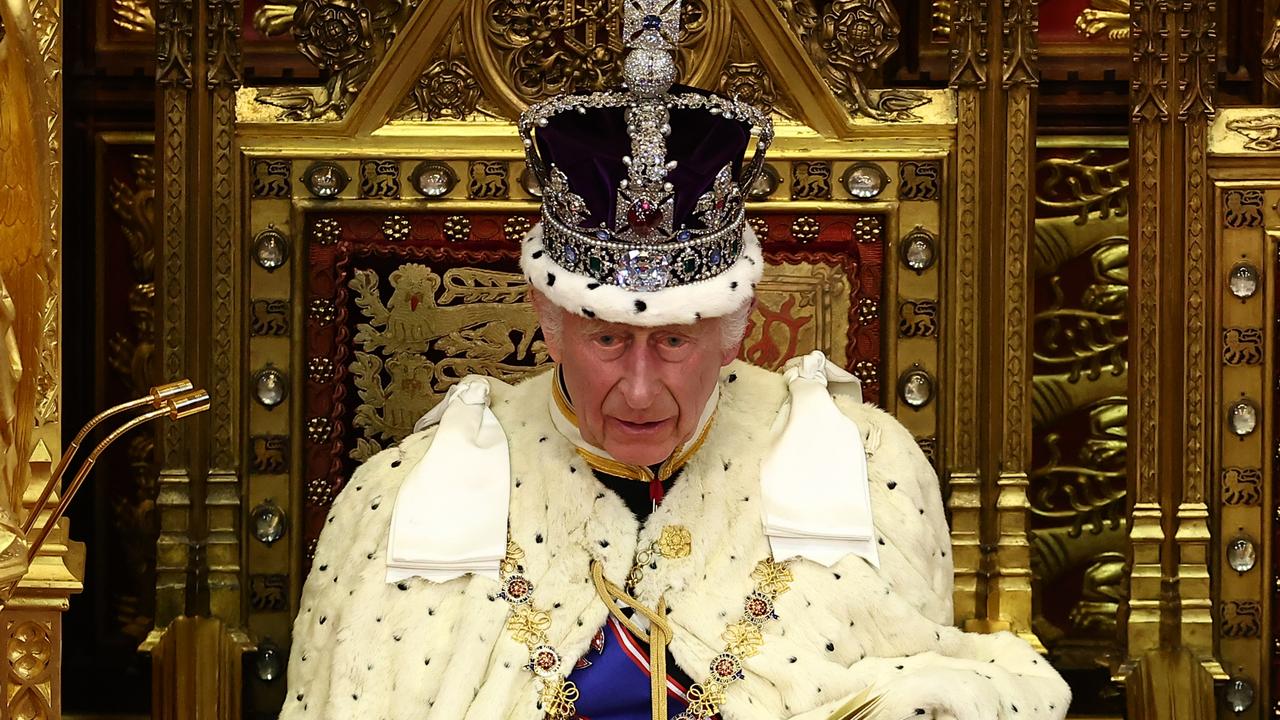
[533,85,753,231]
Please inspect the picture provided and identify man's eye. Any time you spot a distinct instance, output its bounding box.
[596,335,618,346]
[663,335,688,348]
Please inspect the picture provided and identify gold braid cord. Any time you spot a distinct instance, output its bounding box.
[591,560,673,720]
[590,556,798,720]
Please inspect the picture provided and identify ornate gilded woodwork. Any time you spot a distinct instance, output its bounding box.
[394,19,493,121]
[774,0,930,121]
[98,138,165,648]
[254,0,418,120]
[1028,142,1130,697]
[1199,179,1280,716]
[150,0,249,672]
[1117,0,1280,716]
[0,2,83,718]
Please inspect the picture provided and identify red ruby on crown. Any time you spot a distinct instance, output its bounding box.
[627,200,663,236]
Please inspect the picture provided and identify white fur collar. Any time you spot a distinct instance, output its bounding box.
[520,223,765,326]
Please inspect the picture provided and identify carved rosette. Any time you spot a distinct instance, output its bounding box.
[293,1,374,72]
[780,0,929,121]
[255,0,416,120]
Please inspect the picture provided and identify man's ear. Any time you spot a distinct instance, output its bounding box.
[530,289,563,363]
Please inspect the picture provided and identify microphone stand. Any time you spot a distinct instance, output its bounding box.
[21,383,211,564]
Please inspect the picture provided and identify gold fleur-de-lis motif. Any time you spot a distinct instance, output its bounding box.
[506,604,551,647]
[501,539,525,576]
[539,676,580,719]
[721,620,764,659]
[656,525,693,559]
[751,558,794,597]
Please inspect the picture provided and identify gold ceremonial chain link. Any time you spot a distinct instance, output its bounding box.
[496,540,579,720]
[672,558,795,720]
[627,525,692,592]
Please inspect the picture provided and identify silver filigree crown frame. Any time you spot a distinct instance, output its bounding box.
[518,0,774,292]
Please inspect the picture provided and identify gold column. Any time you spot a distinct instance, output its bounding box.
[945,0,988,626]
[1120,0,1224,716]
[148,0,251,713]
[948,0,1042,644]
[987,0,1040,646]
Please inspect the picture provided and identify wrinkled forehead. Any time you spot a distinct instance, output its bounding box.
[566,313,718,337]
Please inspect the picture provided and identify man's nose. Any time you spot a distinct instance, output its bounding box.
[617,346,661,409]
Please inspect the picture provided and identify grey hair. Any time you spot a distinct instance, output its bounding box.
[718,299,752,353]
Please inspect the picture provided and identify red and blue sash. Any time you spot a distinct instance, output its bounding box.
[570,616,712,719]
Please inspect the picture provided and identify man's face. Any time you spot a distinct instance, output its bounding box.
[538,301,738,466]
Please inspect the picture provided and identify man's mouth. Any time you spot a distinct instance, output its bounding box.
[610,417,671,434]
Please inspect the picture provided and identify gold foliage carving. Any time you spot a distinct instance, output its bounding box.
[347,265,547,458]
[716,29,795,119]
[255,0,418,120]
[395,20,494,121]
[775,0,930,121]
[1224,114,1280,152]
[1074,0,1129,42]
[0,11,44,273]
